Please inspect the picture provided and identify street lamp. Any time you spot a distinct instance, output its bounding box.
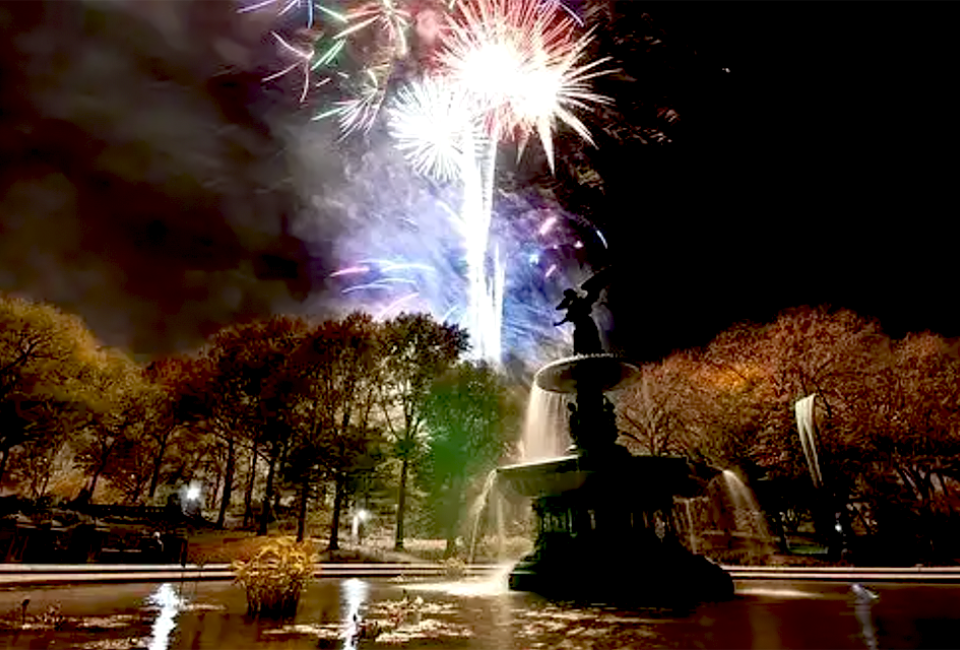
[352,509,371,545]
[183,483,202,519]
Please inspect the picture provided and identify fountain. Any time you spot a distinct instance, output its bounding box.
[496,268,735,606]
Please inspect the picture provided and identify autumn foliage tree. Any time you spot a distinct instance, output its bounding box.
[72,349,149,503]
[182,316,309,530]
[0,294,101,488]
[618,305,960,562]
[281,312,385,545]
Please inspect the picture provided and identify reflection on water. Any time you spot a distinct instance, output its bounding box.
[404,562,513,597]
[340,578,369,649]
[737,587,826,599]
[145,583,184,650]
[852,583,879,650]
[1,579,960,649]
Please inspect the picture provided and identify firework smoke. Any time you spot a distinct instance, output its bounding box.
[0,0,332,355]
[0,0,613,361]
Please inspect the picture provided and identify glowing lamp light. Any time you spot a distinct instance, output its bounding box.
[185,484,202,502]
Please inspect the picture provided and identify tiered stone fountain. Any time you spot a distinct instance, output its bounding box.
[497,275,734,606]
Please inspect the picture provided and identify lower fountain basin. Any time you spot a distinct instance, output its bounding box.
[498,454,697,499]
[496,455,585,497]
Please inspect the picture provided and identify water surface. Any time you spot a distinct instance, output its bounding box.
[1,577,958,649]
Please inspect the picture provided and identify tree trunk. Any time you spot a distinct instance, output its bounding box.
[216,438,236,529]
[86,440,117,501]
[243,438,259,529]
[86,465,105,501]
[210,462,222,514]
[329,472,346,550]
[258,442,278,536]
[395,457,409,551]
[296,475,311,543]
[0,448,9,489]
[147,430,172,499]
[443,476,463,559]
[444,520,458,559]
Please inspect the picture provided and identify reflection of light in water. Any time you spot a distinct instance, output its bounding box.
[146,583,183,650]
[737,587,824,599]
[851,583,879,650]
[403,562,514,597]
[342,578,370,650]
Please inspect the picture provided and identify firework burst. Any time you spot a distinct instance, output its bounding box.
[436,0,613,170]
[238,0,613,364]
[386,75,486,182]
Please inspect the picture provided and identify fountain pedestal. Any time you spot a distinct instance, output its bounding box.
[498,354,734,606]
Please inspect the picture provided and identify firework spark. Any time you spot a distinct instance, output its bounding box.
[314,65,392,135]
[239,0,314,25]
[335,0,412,57]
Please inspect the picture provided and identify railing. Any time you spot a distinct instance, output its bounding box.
[0,562,505,586]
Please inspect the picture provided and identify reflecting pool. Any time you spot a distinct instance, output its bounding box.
[1,577,959,649]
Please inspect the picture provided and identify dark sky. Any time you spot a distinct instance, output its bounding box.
[599,3,960,361]
[0,1,957,361]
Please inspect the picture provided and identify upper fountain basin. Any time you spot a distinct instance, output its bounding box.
[534,354,639,394]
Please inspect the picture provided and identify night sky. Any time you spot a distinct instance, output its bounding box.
[0,1,957,362]
[599,3,960,361]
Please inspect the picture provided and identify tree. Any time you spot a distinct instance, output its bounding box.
[183,316,309,530]
[421,360,516,557]
[0,294,101,487]
[6,396,84,499]
[849,332,960,560]
[377,313,469,551]
[615,357,700,457]
[176,347,245,527]
[141,357,195,499]
[283,313,385,545]
[72,349,150,503]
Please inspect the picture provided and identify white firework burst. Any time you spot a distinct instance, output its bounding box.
[386,75,486,182]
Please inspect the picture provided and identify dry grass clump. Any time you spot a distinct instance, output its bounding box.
[442,557,466,579]
[231,537,317,618]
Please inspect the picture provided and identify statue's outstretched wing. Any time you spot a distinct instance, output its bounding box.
[579,265,614,304]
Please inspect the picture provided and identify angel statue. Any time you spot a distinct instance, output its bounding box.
[554,266,612,356]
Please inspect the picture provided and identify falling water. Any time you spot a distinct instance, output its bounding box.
[721,470,770,532]
[519,386,570,461]
[675,471,776,564]
[468,469,504,564]
[673,497,700,555]
[720,470,776,562]
[795,394,824,489]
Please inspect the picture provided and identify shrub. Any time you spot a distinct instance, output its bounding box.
[442,557,466,579]
[231,537,317,618]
